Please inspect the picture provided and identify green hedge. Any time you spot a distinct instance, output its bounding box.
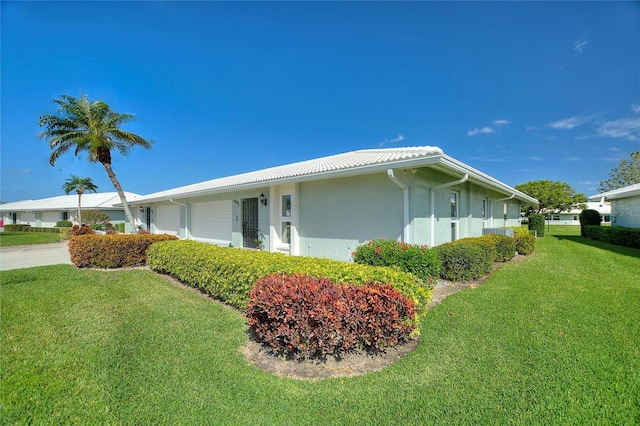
[584,225,640,249]
[479,234,516,262]
[146,240,432,328]
[69,234,178,268]
[352,239,441,285]
[2,224,63,233]
[3,224,31,232]
[56,220,73,228]
[433,240,494,282]
[510,227,536,255]
[528,213,545,237]
[579,209,601,237]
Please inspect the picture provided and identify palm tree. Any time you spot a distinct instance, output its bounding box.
[62,175,98,226]
[39,93,151,232]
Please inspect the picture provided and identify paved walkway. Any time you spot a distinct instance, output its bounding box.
[0,242,72,271]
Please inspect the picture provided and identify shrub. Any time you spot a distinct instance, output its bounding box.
[579,209,601,237]
[69,233,178,268]
[584,225,640,249]
[480,234,516,262]
[56,220,73,228]
[352,239,441,284]
[114,223,125,233]
[510,227,536,255]
[433,240,494,282]
[82,210,111,226]
[3,224,23,231]
[71,225,94,236]
[146,240,432,328]
[247,273,416,359]
[528,213,545,237]
[59,228,73,240]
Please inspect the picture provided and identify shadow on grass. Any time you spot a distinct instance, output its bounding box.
[553,234,640,260]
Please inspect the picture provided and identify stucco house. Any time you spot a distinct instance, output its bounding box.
[127,146,537,261]
[589,183,640,229]
[0,192,141,228]
[546,201,611,225]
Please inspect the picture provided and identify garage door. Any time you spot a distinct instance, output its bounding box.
[191,200,232,242]
[156,205,181,236]
[20,212,36,225]
[41,211,60,227]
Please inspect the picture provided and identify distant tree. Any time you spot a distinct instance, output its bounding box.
[39,93,151,232]
[599,151,640,192]
[62,175,98,226]
[515,180,587,216]
[82,210,111,226]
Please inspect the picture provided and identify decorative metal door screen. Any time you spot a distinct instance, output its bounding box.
[242,198,259,248]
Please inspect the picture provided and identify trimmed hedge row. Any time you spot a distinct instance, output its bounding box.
[433,240,494,282]
[583,225,640,249]
[146,240,432,327]
[352,239,441,283]
[510,227,536,255]
[433,233,523,282]
[247,274,416,358]
[69,234,178,268]
[3,224,65,233]
[528,213,545,237]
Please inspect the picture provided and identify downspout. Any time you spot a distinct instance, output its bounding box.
[429,174,469,247]
[387,169,410,242]
[169,198,189,239]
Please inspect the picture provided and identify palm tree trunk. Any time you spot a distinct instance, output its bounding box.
[77,190,83,226]
[101,161,135,233]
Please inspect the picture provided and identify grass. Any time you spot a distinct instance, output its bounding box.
[2,226,639,424]
[0,231,63,246]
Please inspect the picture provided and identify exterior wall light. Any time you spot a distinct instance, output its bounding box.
[259,193,267,206]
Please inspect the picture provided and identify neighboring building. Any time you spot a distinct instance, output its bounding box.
[589,183,640,229]
[545,201,611,225]
[0,192,142,228]
[127,146,538,261]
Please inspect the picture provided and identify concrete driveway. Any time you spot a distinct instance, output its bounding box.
[0,242,73,271]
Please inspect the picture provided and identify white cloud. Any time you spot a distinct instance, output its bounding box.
[597,117,640,141]
[574,39,588,54]
[378,134,407,147]
[632,103,640,113]
[492,119,510,125]
[467,127,495,136]
[565,156,580,162]
[548,115,593,130]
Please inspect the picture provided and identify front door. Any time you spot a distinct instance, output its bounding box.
[242,198,259,248]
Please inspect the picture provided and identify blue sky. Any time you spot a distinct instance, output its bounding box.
[2,1,639,202]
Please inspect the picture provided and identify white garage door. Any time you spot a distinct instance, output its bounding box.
[20,212,36,225]
[41,212,60,227]
[191,200,232,242]
[156,205,181,236]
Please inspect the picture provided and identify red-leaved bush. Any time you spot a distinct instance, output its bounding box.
[246,273,416,359]
[69,233,178,268]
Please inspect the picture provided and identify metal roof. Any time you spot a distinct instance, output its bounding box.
[127,146,538,205]
[589,183,640,200]
[0,192,141,212]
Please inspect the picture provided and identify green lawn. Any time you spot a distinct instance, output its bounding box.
[0,231,63,246]
[2,227,639,424]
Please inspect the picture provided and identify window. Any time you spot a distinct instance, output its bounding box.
[281,194,291,217]
[451,193,458,218]
[280,194,292,246]
[482,199,487,220]
[62,212,69,221]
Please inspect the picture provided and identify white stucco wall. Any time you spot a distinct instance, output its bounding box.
[298,173,403,261]
[612,195,640,228]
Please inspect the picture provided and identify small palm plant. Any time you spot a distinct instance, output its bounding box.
[62,175,98,226]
